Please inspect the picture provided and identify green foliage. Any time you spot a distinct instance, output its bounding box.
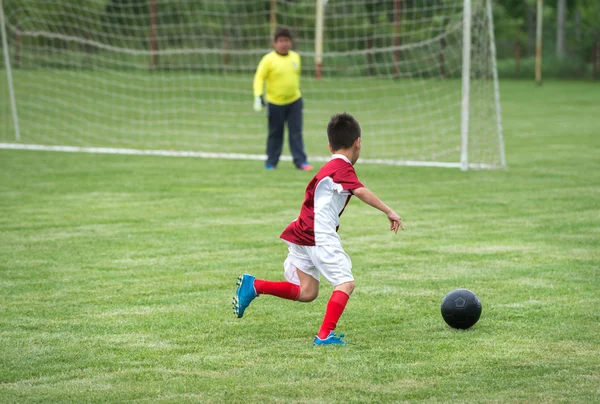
[497,55,592,79]
[2,1,599,78]
[494,0,600,78]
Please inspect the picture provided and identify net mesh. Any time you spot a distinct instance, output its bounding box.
[0,0,503,168]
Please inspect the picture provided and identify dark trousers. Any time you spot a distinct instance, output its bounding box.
[266,97,307,168]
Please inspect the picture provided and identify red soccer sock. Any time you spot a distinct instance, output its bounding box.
[317,290,350,340]
[254,279,301,301]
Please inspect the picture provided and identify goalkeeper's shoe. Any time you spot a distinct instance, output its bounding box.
[313,331,347,346]
[233,274,258,318]
[298,163,313,171]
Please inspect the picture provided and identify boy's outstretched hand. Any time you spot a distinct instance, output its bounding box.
[352,187,404,234]
[387,210,404,233]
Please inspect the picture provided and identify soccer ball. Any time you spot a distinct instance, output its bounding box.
[440,289,482,329]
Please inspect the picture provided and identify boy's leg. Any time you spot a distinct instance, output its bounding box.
[286,98,308,168]
[266,103,286,168]
[254,278,301,300]
[254,267,318,302]
[233,269,317,318]
[295,268,319,302]
[307,245,354,343]
[317,281,355,340]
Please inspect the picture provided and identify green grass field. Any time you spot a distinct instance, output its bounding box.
[1,80,599,402]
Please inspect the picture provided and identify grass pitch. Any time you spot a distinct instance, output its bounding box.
[0,80,599,402]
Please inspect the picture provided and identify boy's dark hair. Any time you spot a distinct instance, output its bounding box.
[274,27,292,41]
[327,113,361,150]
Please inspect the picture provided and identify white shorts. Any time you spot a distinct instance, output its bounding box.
[283,242,354,287]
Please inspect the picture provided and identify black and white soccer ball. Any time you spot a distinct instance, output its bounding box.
[440,289,482,329]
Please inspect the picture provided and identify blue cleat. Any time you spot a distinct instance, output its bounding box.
[313,331,347,346]
[233,274,258,318]
[265,164,276,170]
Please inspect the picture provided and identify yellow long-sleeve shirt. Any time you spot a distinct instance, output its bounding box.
[253,50,301,106]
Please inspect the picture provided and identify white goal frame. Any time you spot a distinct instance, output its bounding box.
[1,0,505,170]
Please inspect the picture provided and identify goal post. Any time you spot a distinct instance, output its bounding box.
[0,0,505,170]
[0,0,19,141]
[460,0,472,171]
[486,0,506,168]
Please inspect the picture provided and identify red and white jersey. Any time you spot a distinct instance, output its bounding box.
[280,154,364,246]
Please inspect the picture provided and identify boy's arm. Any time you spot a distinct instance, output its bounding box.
[352,187,404,233]
[253,56,269,98]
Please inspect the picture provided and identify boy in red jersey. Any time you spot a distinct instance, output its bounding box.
[233,113,403,345]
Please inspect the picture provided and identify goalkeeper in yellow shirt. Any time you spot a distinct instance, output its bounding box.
[253,27,312,171]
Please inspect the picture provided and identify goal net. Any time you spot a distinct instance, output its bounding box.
[0,0,505,169]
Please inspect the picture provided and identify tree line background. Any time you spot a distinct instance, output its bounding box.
[494,0,600,79]
[1,0,599,79]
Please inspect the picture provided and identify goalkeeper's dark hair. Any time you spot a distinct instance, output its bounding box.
[327,113,361,150]
[274,27,292,41]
